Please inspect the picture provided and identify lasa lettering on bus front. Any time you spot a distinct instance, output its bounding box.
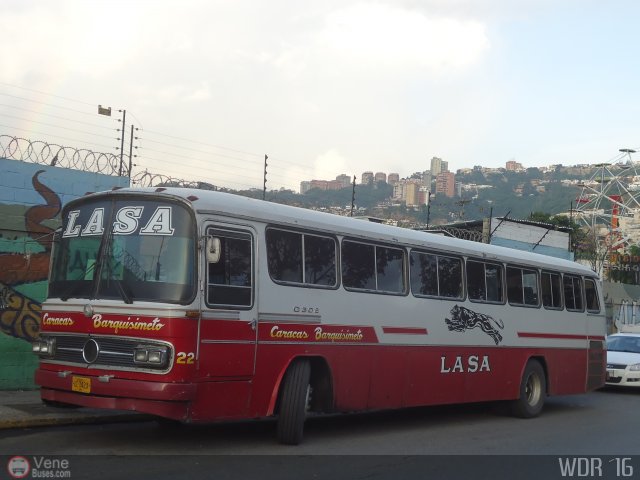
[62,206,175,237]
[445,305,504,345]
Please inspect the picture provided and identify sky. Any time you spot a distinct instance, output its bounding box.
[1,0,640,192]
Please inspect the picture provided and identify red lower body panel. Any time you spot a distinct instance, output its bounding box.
[35,342,601,423]
[35,368,196,420]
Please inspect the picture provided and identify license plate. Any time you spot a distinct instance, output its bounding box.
[71,376,91,394]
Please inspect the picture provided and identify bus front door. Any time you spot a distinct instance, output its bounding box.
[200,225,257,377]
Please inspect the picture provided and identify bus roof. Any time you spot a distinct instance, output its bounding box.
[79,187,596,278]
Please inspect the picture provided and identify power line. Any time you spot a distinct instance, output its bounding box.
[143,129,262,158]
[0,125,117,152]
[138,154,265,183]
[141,138,263,166]
[0,81,103,108]
[0,92,104,118]
[0,103,114,131]
[135,163,262,191]
[137,162,299,192]
[141,132,346,180]
[0,85,359,189]
[0,113,116,140]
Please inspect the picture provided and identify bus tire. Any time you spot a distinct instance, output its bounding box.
[276,359,311,445]
[510,359,546,418]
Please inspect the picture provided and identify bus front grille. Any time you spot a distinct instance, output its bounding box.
[38,334,172,373]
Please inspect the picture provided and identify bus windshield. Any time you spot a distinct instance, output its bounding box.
[49,196,196,304]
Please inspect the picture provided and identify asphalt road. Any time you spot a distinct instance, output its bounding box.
[2,387,639,479]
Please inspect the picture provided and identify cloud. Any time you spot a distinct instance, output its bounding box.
[318,3,490,71]
[313,149,350,179]
[185,83,212,102]
[0,0,498,188]
[257,2,490,84]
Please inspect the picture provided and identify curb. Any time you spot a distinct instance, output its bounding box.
[0,409,153,430]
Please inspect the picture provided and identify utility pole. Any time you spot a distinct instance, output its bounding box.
[128,125,136,178]
[118,109,126,176]
[350,175,356,216]
[455,198,471,219]
[569,200,573,253]
[263,154,268,200]
[426,190,432,229]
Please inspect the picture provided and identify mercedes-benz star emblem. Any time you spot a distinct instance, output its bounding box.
[82,339,100,364]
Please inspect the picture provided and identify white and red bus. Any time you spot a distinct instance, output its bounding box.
[34,187,606,444]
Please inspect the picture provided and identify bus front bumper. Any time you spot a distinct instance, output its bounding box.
[35,368,197,421]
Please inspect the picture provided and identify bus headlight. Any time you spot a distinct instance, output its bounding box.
[32,337,56,357]
[133,345,169,368]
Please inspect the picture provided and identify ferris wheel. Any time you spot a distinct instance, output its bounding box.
[574,149,640,250]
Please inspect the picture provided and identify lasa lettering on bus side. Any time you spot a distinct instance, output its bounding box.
[445,305,505,345]
[62,206,175,237]
[440,355,491,373]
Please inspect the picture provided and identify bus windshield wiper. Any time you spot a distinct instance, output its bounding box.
[113,278,134,304]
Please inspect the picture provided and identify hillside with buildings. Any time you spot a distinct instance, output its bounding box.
[261,158,614,226]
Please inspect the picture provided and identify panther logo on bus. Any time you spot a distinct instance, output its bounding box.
[445,305,504,345]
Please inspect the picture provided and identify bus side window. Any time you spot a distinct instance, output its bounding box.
[410,251,463,299]
[266,229,303,283]
[541,271,563,310]
[342,239,405,294]
[376,246,404,293]
[507,266,524,305]
[584,278,601,313]
[266,228,337,287]
[563,274,584,312]
[507,266,539,307]
[467,259,504,304]
[206,229,253,308]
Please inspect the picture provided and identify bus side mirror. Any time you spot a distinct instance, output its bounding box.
[206,237,222,263]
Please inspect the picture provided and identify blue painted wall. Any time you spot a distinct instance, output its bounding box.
[490,237,574,261]
[0,158,128,389]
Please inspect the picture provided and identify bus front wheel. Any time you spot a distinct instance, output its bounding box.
[510,359,546,418]
[276,359,311,445]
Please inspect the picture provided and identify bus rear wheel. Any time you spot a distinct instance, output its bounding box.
[511,359,546,418]
[276,359,311,445]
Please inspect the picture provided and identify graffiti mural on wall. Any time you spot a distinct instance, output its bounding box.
[0,284,42,341]
[0,159,129,342]
[0,170,60,341]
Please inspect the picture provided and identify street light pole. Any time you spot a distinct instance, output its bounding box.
[98,105,131,177]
